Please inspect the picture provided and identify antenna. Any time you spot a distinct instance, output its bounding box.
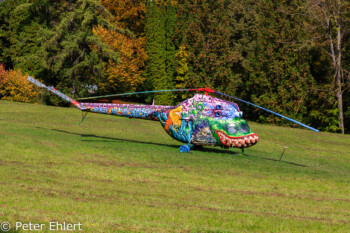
[77,89,197,101]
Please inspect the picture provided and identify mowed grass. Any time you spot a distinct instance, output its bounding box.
[0,100,350,232]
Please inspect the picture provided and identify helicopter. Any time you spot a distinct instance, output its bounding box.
[27,76,319,153]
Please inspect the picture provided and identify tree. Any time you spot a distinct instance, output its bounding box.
[307,0,350,133]
[174,44,190,99]
[176,0,238,95]
[42,0,119,100]
[94,0,147,93]
[0,0,65,77]
[93,26,147,93]
[0,0,120,105]
[100,0,146,35]
[0,64,38,103]
[225,0,258,99]
[343,28,350,133]
[145,0,175,105]
[0,0,15,68]
[165,0,176,93]
[307,47,340,132]
[244,0,314,124]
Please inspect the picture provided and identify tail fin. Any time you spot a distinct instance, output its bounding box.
[27,76,87,111]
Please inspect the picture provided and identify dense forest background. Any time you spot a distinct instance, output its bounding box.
[0,0,349,133]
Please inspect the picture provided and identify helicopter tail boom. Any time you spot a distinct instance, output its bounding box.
[27,76,87,111]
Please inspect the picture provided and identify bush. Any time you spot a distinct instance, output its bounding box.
[0,64,39,103]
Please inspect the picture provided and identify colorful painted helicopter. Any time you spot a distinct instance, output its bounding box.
[27,76,319,153]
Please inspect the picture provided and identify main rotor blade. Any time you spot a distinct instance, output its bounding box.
[77,86,319,133]
[215,91,320,133]
[77,89,193,100]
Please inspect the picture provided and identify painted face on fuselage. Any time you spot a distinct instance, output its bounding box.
[177,94,259,148]
[210,118,259,148]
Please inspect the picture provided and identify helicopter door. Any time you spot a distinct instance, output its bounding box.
[191,119,216,146]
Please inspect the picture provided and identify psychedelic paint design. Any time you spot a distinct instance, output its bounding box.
[157,94,258,148]
[80,94,259,148]
[28,76,259,152]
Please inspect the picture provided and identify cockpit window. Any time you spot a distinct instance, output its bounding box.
[239,123,250,133]
[227,124,237,134]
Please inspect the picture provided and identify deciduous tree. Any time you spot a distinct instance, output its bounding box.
[0,64,38,103]
[306,0,350,133]
[93,26,147,93]
[94,0,147,93]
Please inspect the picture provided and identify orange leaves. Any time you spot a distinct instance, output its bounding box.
[93,26,147,92]
[0,64,39,103]
[100,0,146,33]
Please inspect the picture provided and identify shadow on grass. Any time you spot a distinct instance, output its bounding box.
[36,127,238,156]
[188,144,308,167]
[193,146,245,156]
[36,127,180,149]
[245,154,308,167]
[36,127,308,167]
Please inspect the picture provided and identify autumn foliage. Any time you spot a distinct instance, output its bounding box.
[0,64,38,103]
[100,0,146,34]
[93,26,147,93]
[96,0,147,93]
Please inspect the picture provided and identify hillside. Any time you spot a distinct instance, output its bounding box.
[0,100,350,232]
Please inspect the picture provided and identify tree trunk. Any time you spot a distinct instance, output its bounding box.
[307,0,348,133]
[336,1,344,134]
[336,73,344,133]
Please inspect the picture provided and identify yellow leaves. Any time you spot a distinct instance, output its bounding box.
[175,45,189,87]
[156,0,178,6]
[0,64,39,103]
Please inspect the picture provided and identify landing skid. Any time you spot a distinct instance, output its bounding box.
[179,144,193,153]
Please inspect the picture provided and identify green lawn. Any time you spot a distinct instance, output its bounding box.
[0,100,350,232]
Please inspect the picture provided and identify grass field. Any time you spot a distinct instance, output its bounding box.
[0,100,350,232]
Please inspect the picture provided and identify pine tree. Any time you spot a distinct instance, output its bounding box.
[176,0,237,94]
[0,0,121,105]
[245,0,314,124]
[42,0,119,101]
[225,0,258,98]
[145,0,173,105]
[165,0,176,91]
[0,0,64,77]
